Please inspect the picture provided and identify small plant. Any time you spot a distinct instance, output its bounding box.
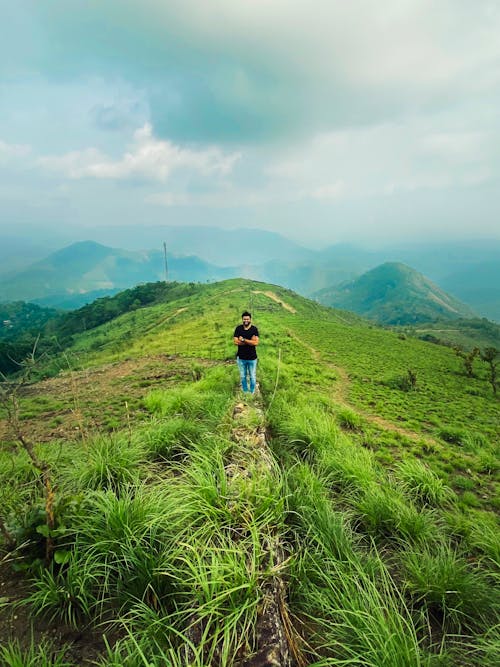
[69,434,144,492]
[139,417,206,460]
[397,368,418,391]
[480,347,498,395]
[453,345,480,378]
[25,550,101,628]
[438,427,467,446]
[319,444,377,496]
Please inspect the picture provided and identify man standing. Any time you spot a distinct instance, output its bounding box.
[233,311,259,394]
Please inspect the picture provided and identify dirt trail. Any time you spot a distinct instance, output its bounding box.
[143,306,188,333]
[289,332,437,444]
[231,399,297,666]
[184,395,302,666]
[252,290,297,313]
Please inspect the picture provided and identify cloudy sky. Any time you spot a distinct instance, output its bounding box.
[1,1,500,246]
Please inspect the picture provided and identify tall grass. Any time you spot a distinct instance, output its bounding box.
[401,541,498,633]
[0,638,72,667]
[287,463,424,666]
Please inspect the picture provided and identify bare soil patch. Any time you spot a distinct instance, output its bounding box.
[252,290,297,314]
[0,355,211,445]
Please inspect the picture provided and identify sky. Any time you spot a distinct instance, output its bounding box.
[1,0,500,247]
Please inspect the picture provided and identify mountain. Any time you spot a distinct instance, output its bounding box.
[86,224,315,265]
[314,262,476,325]
[1,230,498,319]
[0,240,238,307]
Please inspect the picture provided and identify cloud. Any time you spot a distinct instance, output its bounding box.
[38,123,240,181]
[19,1,500,142]
[264,114,498,202]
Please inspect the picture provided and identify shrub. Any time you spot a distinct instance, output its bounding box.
[438,427,467,446]
[138,417,206,460]
[354,484,438,544]
[319,444,377,497]
[25,549,102,627]
[0,638,72,667]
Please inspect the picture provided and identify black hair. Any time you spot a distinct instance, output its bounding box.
[241,311,251,318]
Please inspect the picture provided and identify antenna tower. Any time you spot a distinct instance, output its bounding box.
[163,242,169,282]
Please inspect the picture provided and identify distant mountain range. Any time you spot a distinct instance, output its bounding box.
[0,241,237,308]
[0,228,499,321]
[314,262,476,325]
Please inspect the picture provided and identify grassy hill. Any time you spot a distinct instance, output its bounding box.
[0,278,498,666]
[315,262,477,325]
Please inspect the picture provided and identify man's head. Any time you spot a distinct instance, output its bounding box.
[241,311,251,325]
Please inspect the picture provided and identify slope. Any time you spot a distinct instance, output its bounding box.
[0,278,498,666]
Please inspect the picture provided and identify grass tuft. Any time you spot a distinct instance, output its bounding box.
[402,542,497,633]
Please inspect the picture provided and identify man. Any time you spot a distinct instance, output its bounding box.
[233,311,259,394]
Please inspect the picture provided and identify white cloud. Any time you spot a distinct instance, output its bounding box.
[38,124,241,181]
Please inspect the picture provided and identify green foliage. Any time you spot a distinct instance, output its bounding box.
[137,417,207,460]
[354,484,438,544]
[25,550,101,627]
[66,434,145,492]
[337,406,366,430]
[2,277,498,665]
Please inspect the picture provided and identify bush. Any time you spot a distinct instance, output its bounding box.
[67,434,144,492]
[138,417,207,460]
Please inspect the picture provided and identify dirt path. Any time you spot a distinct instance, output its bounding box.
[143,307,188,333]
[183,395,302,666]
[289,332,437,444]
[252,290,297,313]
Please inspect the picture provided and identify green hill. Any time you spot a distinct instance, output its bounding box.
[315,262,476,325]
[0,278,498,666]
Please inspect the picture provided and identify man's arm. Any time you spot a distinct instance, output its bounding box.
[243,335,259,346]
[234,336,244,346]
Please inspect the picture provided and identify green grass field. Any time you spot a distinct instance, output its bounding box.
[0,278,498,665]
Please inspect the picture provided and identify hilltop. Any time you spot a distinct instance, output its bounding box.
[315,262,476,325]
[0,278,498,666]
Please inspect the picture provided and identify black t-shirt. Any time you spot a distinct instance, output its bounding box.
[234,324,259,360]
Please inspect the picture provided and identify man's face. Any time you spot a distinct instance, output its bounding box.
[242,316,251,326]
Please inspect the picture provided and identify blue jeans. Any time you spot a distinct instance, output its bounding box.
[237,358,257,393]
